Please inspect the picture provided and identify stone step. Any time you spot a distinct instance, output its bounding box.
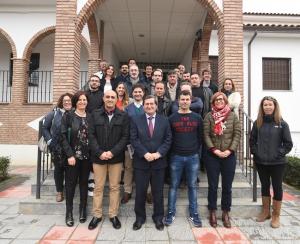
[32,181,260,198]
[19,195,261,218]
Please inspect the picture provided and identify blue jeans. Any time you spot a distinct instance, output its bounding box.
[167,154,200,215]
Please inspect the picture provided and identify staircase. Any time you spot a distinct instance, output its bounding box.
[19,165,261,218]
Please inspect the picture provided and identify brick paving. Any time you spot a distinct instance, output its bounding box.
[1,166,300,243]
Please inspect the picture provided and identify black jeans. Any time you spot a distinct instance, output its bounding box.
[65,159,90,211]
[255,163,286,201]
[205,152,236,211]
[52,152,65,192]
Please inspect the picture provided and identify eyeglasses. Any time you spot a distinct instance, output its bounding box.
[105,95,116,99]
[215,98,224,102]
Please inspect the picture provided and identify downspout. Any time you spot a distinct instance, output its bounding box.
[247,31,257,117]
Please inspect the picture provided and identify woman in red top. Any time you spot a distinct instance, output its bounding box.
[115,82,130,111]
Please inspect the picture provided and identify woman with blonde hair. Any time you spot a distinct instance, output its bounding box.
[221,78,241,119]
[204,92,241,228]
[250,96,292,228]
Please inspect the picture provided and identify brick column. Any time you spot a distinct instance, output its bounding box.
[53,0,80,102]
[88,14,100,76]
[11,58,29,105]
[218,0,243,93]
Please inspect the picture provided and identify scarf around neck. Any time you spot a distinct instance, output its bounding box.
[211,104,231,135]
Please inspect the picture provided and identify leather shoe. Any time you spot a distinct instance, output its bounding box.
[110,216,121,229]
[222,211,231,228]
[209,210,217,228]
[121,192,132,204]
[79,205,87,223]
[65,210,74,227]
[88,217,102,230]
[133,220,144,230]
[154,220,164,231]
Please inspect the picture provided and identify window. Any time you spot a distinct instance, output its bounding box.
[29,53,40,86]
[262,58,291,90]
[209,56,218,84]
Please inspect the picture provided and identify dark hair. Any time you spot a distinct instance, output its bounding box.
[57,93,73,108]
[128,58,136,64]
[191,72,200,77]
[89,74,100,81]
[201,69,211,76]
[104,64,115,78]
[72,91,89,108]
[179,90,192,98]
[168,70,177,76]
[132,83,145,94]
[154,80,165,87]
[180,81,192,89]
[144,95,158,105]
[221,78,236,92]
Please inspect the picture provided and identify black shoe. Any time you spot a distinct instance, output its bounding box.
[133,220,144,230]
[88,216,102,230]
[110,216,121,229]
[154,220,164,231]
[79,205,87,223]
[65,210,74,227]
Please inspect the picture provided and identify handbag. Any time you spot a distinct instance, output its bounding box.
[38,136,48,153]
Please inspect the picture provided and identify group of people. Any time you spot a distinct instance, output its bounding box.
[42,59,293,231]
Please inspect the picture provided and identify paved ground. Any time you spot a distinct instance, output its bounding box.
[1,166,300,243]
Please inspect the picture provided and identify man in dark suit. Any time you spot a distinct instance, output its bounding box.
[130,95,172,231]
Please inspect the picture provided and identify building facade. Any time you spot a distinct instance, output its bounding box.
[0,0,299,164]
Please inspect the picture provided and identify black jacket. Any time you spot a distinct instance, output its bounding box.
[86,89,103,113]
[250,116,293,165]
[88,107,129,164]
[61,111,90,159]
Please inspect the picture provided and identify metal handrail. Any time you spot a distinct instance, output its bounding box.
[36,118,52,199]
[237,108,257,202]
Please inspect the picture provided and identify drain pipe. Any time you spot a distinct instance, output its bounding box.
[247,31,257,117]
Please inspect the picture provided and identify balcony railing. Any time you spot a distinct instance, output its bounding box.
[237,109,257,202]
[0,70,11,103]
[28,71,53,103]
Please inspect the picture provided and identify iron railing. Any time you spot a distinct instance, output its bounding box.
[0,70,11,103]
[237,109,257,202]
[28,71,53,103]
[36,118,52,199]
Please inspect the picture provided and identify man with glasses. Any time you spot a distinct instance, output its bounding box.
[88,90,129,230]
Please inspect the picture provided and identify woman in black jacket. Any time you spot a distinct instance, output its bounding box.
[42,93,73,202]
[250,96,293,228]
[61,91,90,227]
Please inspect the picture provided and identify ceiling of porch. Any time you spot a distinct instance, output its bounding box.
[94,0,207,63]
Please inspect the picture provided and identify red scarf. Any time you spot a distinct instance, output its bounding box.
[211,104,231,135]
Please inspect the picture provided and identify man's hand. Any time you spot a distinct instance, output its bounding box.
[100,152,109,160]
[106,151,114,159]
[151,152,161,161]
[144,152,154,162]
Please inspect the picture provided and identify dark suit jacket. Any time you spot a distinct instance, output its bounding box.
[130,113,172,170]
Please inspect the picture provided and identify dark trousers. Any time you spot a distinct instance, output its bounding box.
[205,152,236,211]
[134,168,165,223]
[65,159,90,211]
[52,152,65,192]
[255,163,286,201]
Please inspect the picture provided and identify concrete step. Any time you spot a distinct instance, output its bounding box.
[19,195,261,218]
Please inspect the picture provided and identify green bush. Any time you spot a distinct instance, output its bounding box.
[284,156,300,188]
[0,156,10,181]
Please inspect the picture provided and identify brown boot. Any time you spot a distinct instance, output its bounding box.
[209,210,217,228]
[121,192,132,204]
[56,192,64,202]
[222,211,231,228]
[256,196,271,222]
[271,200,282,228]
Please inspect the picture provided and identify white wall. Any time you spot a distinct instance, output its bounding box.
[103,43,119,68]
[32,35,54,71]
[0,145,38,165]
[243,31,300,153]
[77,0,88,14]
[0,11,55,58]
[181,42,193,72]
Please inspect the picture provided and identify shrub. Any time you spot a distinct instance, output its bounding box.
[284,156,300,188]
[0,156,10,181]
